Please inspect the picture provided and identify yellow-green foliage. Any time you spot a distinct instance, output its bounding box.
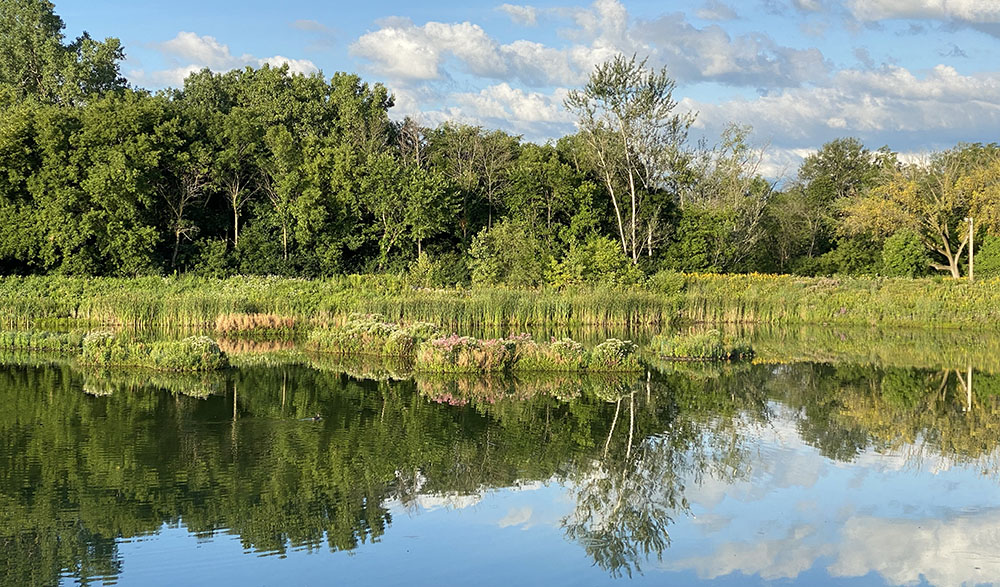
[307,314,442,357]
[680,273,1000,327]
[650,329,754,361]
[80,331,229,371]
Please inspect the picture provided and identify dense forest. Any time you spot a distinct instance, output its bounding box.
[2,0,1000,283]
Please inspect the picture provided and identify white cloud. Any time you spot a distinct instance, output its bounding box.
[498,4,539,26]
[351,0,830,90]
[131,31,319,89]
[351,20,506,81]
[830,512,1000,585]
[697,0,738,21]
[792,0,824,12]
[849,0,1000,23]
[680,63,1000,175]
[498,506,534,528]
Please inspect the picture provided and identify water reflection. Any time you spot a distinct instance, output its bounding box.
[1,357,1000,585]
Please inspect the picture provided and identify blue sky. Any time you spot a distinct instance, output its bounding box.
[55,0,1000,175]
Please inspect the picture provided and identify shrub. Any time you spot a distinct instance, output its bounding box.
[547,235,644,287]
[648,269,686,296]
[468,220,549,287]
[650,329,754,361]
[414,334,517,373]
[882,229,929,277]
[977,235,1000,278]
[589,339,642,371]
[308,314,441,357]
[514,337,589,372]
[81,331,229,371]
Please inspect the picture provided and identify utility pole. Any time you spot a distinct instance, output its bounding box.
[966,217,975,282]
[969,216,976,283]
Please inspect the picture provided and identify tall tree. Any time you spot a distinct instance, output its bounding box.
[0,0,125,103]
[564,54,694,264]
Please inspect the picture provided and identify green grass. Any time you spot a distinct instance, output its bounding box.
[3,273,1000,332]
[650,329,754,361]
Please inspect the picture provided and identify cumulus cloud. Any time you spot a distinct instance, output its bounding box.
[351,0,830,89]
[632,14,831,87]
[498,4,539,26]
[406,83,573,141]
[681,63,1000,175]
[130,31,319,89]
[848,0,1000,23]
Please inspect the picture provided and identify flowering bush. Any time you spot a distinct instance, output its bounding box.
[415,334,516,372]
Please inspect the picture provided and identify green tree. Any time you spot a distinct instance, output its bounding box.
[842,144,1000,278]
[882,229,929,277]
[468,219,548,286]
[564,54,694,264]
[0,0,125,103]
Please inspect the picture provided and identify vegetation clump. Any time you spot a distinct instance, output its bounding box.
[588,339,642,371]
[414,335,517,373]
[515,337,590,372]
[307,314,442,357]
[0,330,84,352]
[414,332,642,373]
[650,330,754,361]
[80,331,229,371]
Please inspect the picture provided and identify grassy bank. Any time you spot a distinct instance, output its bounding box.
[1,273,999,331]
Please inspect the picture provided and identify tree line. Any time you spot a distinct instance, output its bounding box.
[2,0,999,283]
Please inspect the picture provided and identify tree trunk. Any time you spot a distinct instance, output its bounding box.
[232,201,240,248]
[171,230,181,268]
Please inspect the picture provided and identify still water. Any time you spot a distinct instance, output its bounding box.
[2,352,1000,586]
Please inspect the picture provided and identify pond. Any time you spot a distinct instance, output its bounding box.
[2,337,1000,586]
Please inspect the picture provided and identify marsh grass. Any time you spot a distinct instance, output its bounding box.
[650,330,754,361]
[5,274,1000,331]
[214,313,297,338]
[0,330,85,353]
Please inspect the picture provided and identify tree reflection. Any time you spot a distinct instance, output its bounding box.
[2,358,1000,585]
[562,369,769,577]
